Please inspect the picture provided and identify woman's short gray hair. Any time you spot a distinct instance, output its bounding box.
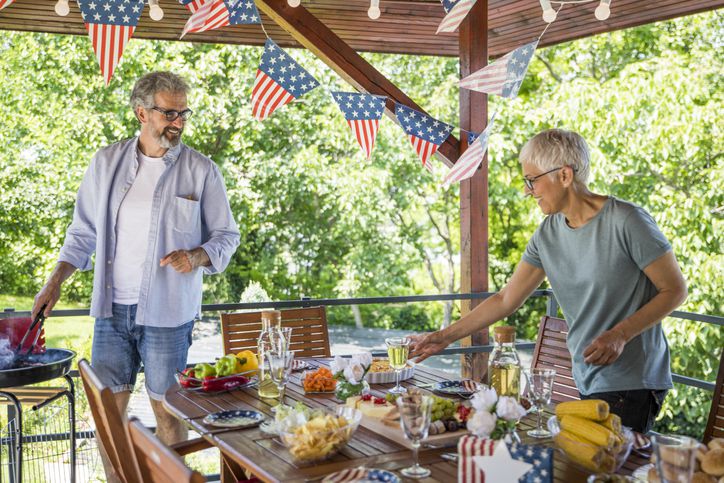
[130,71,190,111]
[519,129,591,187]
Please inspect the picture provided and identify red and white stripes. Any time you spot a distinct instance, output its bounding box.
[437,0,477,34]
[251,70,294,121]
[181,0,230,38]
[86,23,135,85]
[347,119,380,159]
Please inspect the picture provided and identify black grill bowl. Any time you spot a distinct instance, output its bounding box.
[0,349,76,388]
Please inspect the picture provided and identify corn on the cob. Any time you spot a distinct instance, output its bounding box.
[555,399,609,421]
[601,413,622,433]
[560,414,617,448]
[555,430,607,471]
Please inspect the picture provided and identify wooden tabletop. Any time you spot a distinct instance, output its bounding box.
[163,359,651,482]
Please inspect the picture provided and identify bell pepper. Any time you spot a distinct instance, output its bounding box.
[234,350,259,374]
[202,374,250,392]
[194,362,216,379]
[179,368,201,388]
[214,355,238,377]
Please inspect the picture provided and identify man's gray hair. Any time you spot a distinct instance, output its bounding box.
[130,71,190,111]
[519,129,591,188]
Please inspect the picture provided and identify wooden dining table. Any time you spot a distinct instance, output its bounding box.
[163,358,652,482]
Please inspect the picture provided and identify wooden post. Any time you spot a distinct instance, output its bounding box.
[458,0,489,381]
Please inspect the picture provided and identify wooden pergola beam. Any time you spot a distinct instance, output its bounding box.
[254,0,460,168]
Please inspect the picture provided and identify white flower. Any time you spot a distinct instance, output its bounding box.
[343,363,365,384]
[470,386,498,412]
[495,396,527,421]
[351,352,373,369]
[467,410,497,438]
[330,356,348,374]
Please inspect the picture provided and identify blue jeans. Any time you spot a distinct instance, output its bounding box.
[580,389,668,433]
[91,303,194,400]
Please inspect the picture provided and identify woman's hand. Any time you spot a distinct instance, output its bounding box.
[409,331,449,363]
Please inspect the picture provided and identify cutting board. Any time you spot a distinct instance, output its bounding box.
[358,413,465,450]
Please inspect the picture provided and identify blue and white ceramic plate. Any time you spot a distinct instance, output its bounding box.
[432,379,482,397]
[322,468,400,483]
[202,410,265,428]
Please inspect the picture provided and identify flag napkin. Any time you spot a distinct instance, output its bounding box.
[395,103,454,171]
[251,38,319,121]
[181,0,261,38]
[437,0,477,34]
[442,113,496,187]
[457,435,553,483]
[332,91,387,159]
[459,40,538,99]
[77,0,145,85]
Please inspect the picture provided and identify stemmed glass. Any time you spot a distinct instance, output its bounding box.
[385,337,410,394]
[266,350,295,412]
[396,394,433,478]
[526,368,556,438]
[270,327,293,353]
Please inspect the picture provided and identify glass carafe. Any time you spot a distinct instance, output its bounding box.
[257,310,282,399]
[488,325,521,399]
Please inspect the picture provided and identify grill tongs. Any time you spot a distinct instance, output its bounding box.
[13,304,47,361]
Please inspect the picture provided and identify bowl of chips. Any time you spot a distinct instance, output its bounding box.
[279,406,362,465]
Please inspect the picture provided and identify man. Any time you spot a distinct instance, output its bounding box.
[410,129,687,433]
[32,72,240,471]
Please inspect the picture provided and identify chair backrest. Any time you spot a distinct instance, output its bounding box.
[127,417,205,483]
[221,306,331,358]
[530,316,580,403]
[704,348,724,443]
[78,359,141,483]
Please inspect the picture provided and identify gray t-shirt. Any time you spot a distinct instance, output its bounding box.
[522,197,673,394]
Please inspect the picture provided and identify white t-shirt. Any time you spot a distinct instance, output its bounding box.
[112,150,166,304]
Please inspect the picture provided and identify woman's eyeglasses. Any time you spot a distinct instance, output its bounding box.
[523,166,576,190]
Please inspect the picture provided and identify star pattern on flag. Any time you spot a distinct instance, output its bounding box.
[251,38,320,121]
[442,112,496,187]
[437,0,477,34]
[77,0,145,85]
[332,91,387,159]
[506,442,553,483]
[395,103,454,171]
[178,0,208,14]
[0,0,16,12]
[181,0,260,38]
[459,40,538,98]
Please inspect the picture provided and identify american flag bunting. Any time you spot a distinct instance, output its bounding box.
[77,0,144,85]
[459,40,538,99]
[178,0,208,14]
[442,113,496,187]
[395,103,454,171]
[181,0,260,38]
[437,0,477,34]
[251,38,320,121]
[332,92,387,159]
[0,0,15,12]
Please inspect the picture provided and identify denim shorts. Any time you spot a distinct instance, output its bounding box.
[91,303,194,400]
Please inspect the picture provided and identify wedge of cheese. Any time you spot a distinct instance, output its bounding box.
[346,396,397,420]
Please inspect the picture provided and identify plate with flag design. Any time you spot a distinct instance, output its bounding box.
[321,467,400,483]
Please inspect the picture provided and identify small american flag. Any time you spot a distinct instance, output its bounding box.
[332,91,386,159]
[442,113,496,187]
[459,40,538,98]
[437,0,477,34]
[178,0,207,14]
[251,39,319,121]
[395,103,454,171]
[0,0,15,12]
[181,0,260,38]
[77,0,144,85]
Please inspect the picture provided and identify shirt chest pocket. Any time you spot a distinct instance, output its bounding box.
[171,196,200,233]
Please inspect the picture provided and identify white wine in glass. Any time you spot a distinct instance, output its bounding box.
[385,337,410,394]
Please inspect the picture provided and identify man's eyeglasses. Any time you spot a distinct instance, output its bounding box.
[523,166,576,190]
[151,106,193,122]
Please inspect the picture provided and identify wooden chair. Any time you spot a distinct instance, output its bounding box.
[221,306,331,358]
[127,417,205,483]
[79,359,210,483]
[703,348,724,443]
[530,316,581,403]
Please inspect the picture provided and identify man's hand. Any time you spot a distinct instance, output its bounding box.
[160,248,210,273]
[409,331,449,363]
[582,328,628,366]
[32,282,61,320]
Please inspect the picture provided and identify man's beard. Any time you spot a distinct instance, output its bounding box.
[156,126,182,149]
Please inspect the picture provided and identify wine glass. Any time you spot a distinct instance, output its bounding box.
[396,394,432,478]
[526,368,556,438]
[385,337,410,394]
[270,326,293,353]
[266,350,295,412]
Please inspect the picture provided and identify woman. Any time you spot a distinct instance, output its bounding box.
[410,129,687,433]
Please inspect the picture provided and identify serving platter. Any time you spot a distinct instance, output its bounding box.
[203,409,265,428]
[365,359,415,384]
[432,379,482,398]
[357,413,464,450]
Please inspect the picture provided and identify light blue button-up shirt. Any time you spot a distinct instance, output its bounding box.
[58,137,240,327]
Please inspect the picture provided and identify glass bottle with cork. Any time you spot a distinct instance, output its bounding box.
[257,310,282,398]
[488,325,521,399]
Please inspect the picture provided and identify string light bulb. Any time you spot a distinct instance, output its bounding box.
[594,0,611,20]
[54,0,70,16]
[287,0,301,6]
[539,0,556,23]
[368,0,380,20]
[148,0,164,21]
